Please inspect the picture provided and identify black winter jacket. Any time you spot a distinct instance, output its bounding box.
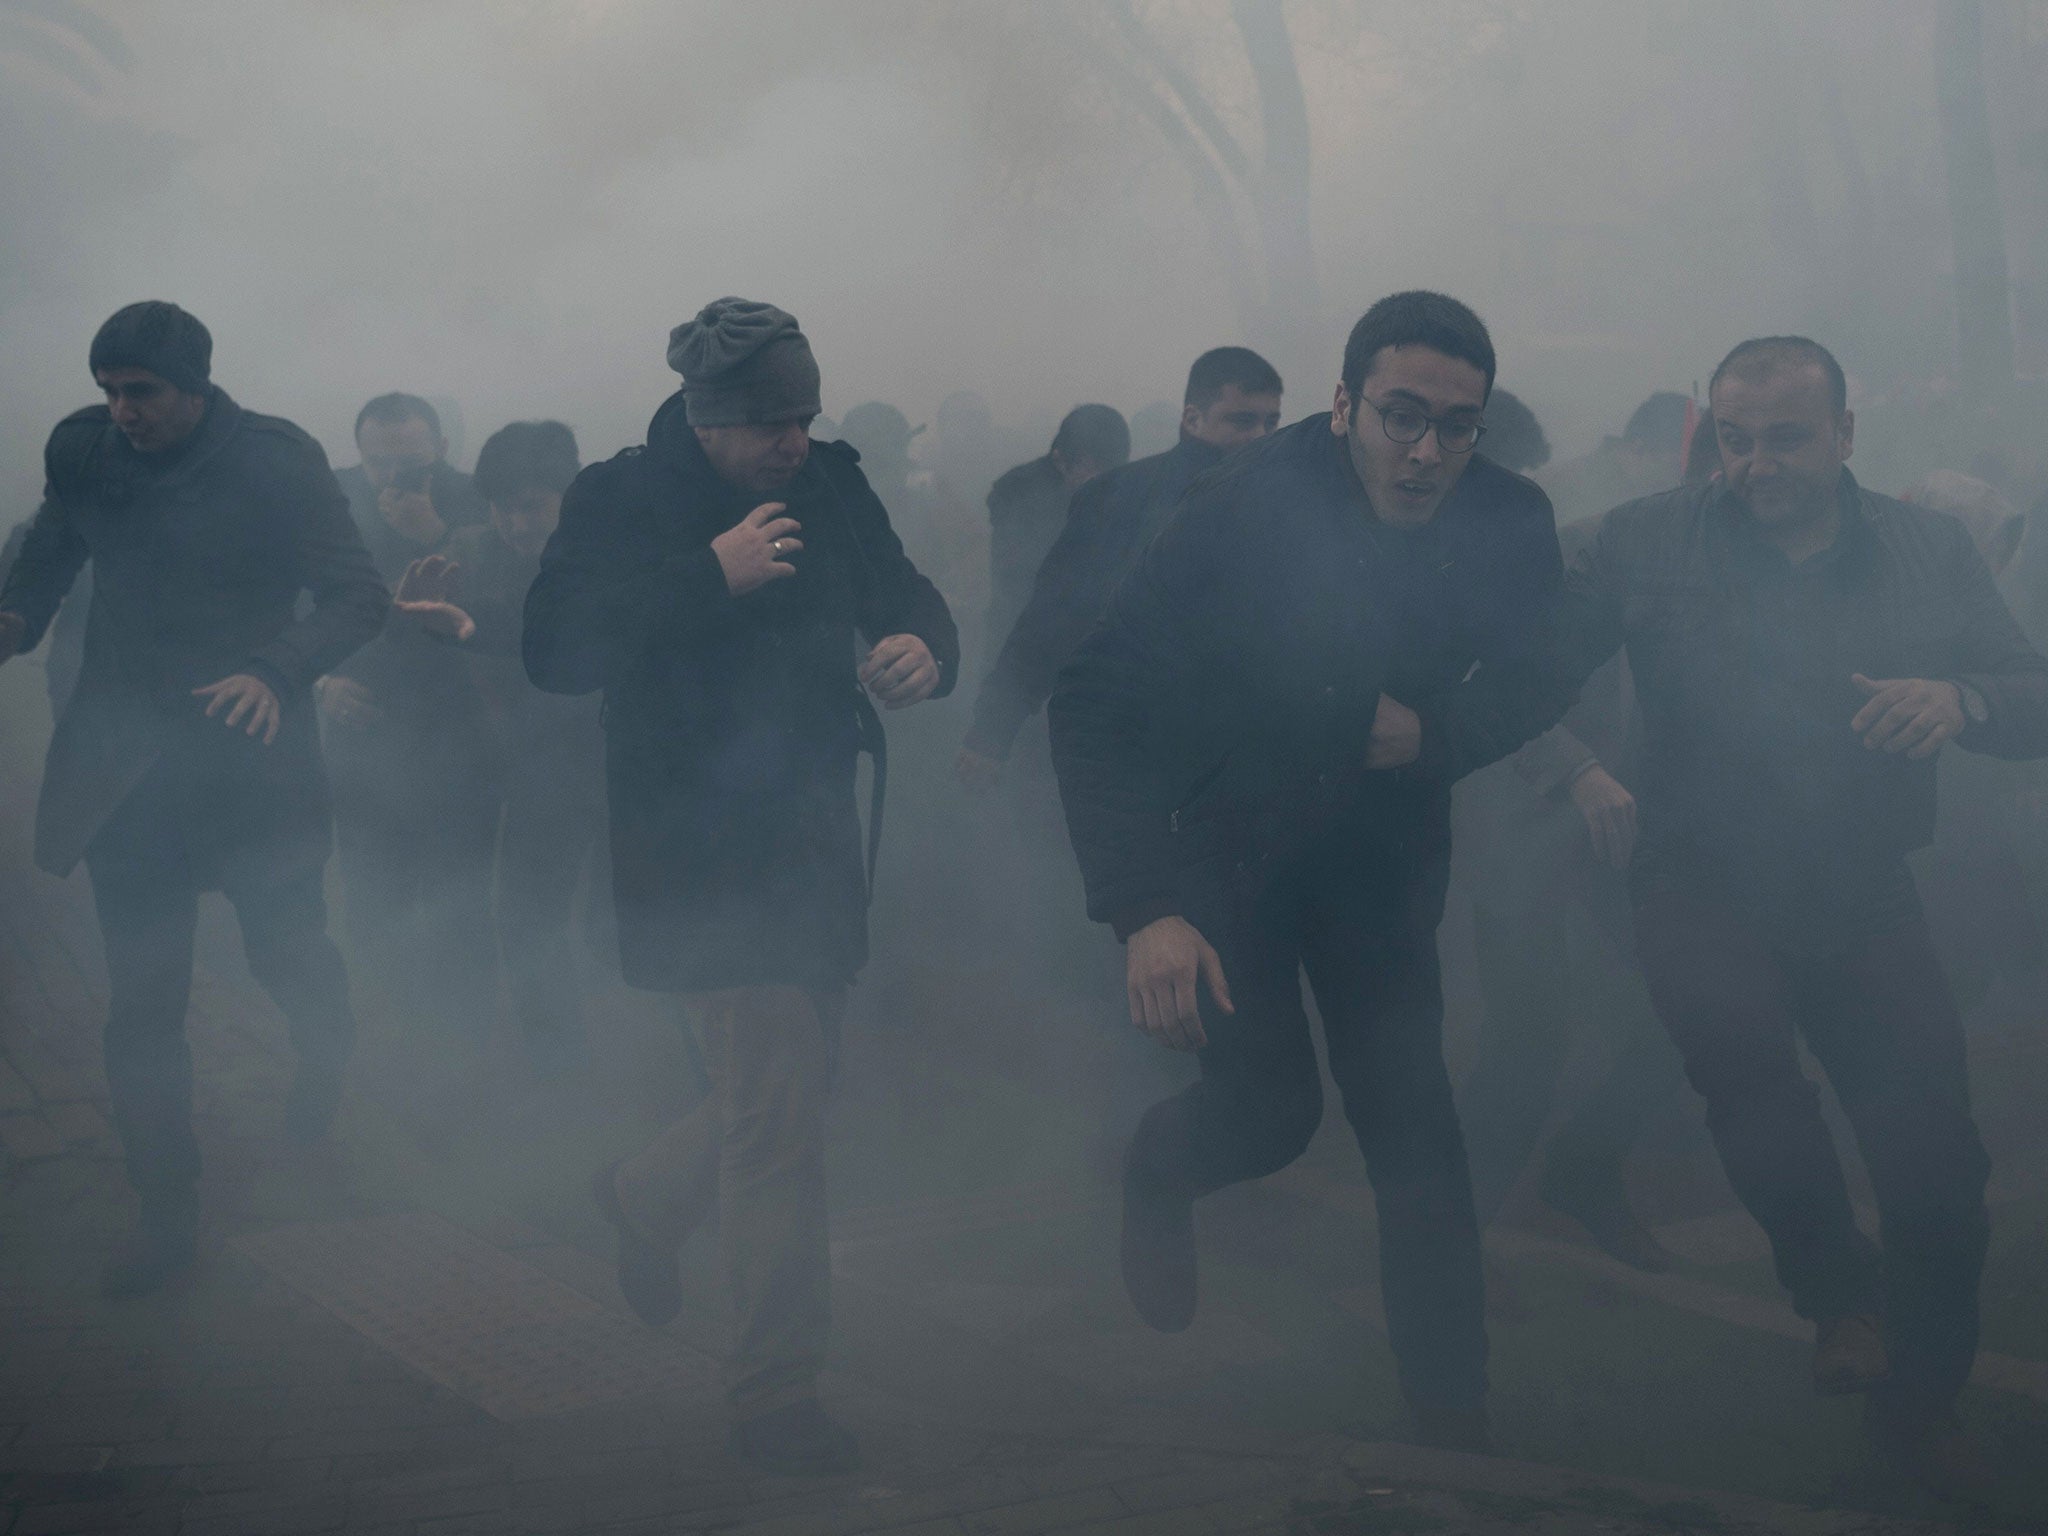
[522,392,958,992]
[0,392,387,879]
[1049,415,1566,938]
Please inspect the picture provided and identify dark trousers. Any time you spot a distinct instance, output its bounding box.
[334,774,499,1034]
[1460,832,1685,1227]
[1633,883,1990,1409]
[496,772,603,1041]
[85,776,355,1213]
[1130,847,1488,1417]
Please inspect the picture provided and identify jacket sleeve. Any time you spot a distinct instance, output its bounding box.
[522,461,740,696]
[0,491,89,652]
[842,473,960,699]
[1944,518,2048,759]
[966,473,1123,756]
[243,440,390,698]
[1048,501,1222,939]
[1409,490,1577,783]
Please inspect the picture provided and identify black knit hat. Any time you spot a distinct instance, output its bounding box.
[89,302,213,394]
[666,297,821,428]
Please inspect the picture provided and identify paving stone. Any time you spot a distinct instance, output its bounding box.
[178,1484,350,1536]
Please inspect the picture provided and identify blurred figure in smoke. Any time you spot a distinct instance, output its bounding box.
[1052,294,1569,1450]
[0,303,387,1296]
[0,519,88,719]
[1454,388,1686,1275]
[958,347,1282,1174]
[1540,389,1691,525]
[320,394,498,1041]
[838,401,924,514]
[984,403,1129,663]
[391,421,601,1072]
[1544,337,2048,1495]
[525,298,957,1477]
[959,347,1284,790]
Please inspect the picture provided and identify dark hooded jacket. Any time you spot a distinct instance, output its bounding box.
[967,434,1225,759]
[0,392,388,880]
[1049,413,1567,939]
[522,392,958,993]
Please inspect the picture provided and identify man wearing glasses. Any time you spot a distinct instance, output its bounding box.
[1049,292,1569,1450]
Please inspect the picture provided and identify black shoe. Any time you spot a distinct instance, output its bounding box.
[728,1400,861,1478]
[285,1061,345,1145]
[590,1160,681,1327]
[101,1207,197,1299]
[1539,1170,1675,1274]
[1120,1146,1196,1333]
[1412,1401,1493,1455]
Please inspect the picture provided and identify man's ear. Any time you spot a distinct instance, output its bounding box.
[1330,384,1353,437]
[1838,408,1855,463]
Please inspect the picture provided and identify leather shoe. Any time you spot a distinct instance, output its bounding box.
[1121,1146,1196,1333]
[1813,1313,1890,1395]
[729,1399,860,1477]
[590,1160,681,1327]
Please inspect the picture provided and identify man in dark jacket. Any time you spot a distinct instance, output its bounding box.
[524,298,957,1477]
[1050,293,1568,1450]
[320,393,497,1038]
[957,346,1283,788]
[984,402,1129,661]
[1544,337,2048,1494]
[0,302,387,1296]
[393,421,601,1069]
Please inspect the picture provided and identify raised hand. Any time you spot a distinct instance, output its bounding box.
[710,502,802,596]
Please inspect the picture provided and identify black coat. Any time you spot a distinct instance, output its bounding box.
[984,454,1072,658]
[0,392,388,880]
[1049,415,1568,939]
[967,435,1225,759]
[523,392,959,993]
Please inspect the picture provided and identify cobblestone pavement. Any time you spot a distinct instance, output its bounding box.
[4,666,2047,1535]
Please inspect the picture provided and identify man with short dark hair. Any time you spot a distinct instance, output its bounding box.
[0,302,387,1295]
[984,403,1129,659]
[1544,334,2048,1493]
[321,391,495,1037]
[1051,292,1569,1448]
[525,298,957,1477]
[1541,389,1693,525]
[393,421,600,1067]
[958,347,1283,787]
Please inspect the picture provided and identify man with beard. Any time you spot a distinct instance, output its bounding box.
[1544,336,2048,1495]
[0,302,387,1295]
[1050,292,1568,1449]
[524,298,957,1476]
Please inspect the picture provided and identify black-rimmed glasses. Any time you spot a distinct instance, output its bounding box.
[1363,399,1486,454]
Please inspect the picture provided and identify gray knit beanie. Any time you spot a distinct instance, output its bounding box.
[666,297,822,428]
[89,301,213,394]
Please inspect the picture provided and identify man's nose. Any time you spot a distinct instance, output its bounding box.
[1410,432,1445,467]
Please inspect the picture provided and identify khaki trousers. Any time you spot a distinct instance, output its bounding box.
[614,985,839,1418]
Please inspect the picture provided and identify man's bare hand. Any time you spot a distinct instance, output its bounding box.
[1126,915,1233,1052]
[1366,693,1422,769]
[1569,763,1637,870]
[1851,673,1964,760]
[711,502,802,596]
[316,675,381,729]
[377,484,445,547]
[194,673,282,746]
[393,555,476,641]
[0,611,24,666]
[861,634,939,709]
[955,745,1003,792]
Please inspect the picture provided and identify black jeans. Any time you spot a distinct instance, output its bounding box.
[1634,880,1990,1410]
[1460,817,1686,1228]
[85,771,355,1214]
[1130,837,1488,1418]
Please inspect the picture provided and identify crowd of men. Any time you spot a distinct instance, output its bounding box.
[1,291,2044,1498]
